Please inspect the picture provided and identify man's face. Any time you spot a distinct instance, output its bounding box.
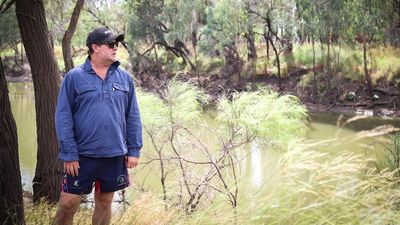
[94,41,119,63]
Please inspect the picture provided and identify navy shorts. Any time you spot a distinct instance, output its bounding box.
[61,155,130,194]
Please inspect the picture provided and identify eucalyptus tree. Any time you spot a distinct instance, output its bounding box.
[44,1,76,43]
[16,0,62,203]
[84,0,129,34]
[386,0,400,46]
[0,56,25,225]
[62,0,85,73]
[201,0,248,85]
[295,0,350,99]
[344,0,386,96]
[295,0,321,95]
[128,0,207,71]
[317,0,347,79]
[0,2,21,63]
[247,0,297,91]
[0,3,24,224]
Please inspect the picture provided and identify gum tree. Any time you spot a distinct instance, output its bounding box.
[16,0,62,203]
[201,0,248,86]
[345,0,386,96]
[128,0,207,70]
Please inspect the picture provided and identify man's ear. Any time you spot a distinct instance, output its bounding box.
[91,43,100,52]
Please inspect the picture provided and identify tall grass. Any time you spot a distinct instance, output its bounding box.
[24,201,93,225]
[251,147,400,224]
[376,132,400,177]
[24,141,400,225]
[113,193,176,225]
[177,143,400,225]
[293,44,400,83]
[24,193,175,225]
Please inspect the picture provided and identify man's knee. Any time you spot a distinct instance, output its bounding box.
[58,192,81,213]
[94,192,114,209]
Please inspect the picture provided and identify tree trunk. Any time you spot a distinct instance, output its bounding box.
[244,30,257,77]
[0,57,25,225]
[62,0,85,73]
[266,36,270,60]
[363,39,373,96]
[245,30,257,60]
[15,0,62,203]
[312,35,317,97]
[326,31,332,96]
[221,45,243,87]
[265,33,281,92]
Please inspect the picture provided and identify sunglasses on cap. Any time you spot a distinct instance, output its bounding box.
[99,41,119,48]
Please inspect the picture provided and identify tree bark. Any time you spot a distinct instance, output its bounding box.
[62,0,85,73]
[15,0,62,203]
[244,30,257,60]
[363,39,373,96]
[0,57,25,225]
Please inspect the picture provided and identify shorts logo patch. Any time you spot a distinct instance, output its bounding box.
[73,180,79,187]
[117,175,128,186]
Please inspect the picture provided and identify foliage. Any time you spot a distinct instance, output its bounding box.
[45,0,130,47]
[138,79,208,130]
[201,0,248,51]
[216,89,308,146]
[127,0,206,68]
[376,133,400,177]
[136,80,308,213]
[293,44,400,82]
[0,8,20,50]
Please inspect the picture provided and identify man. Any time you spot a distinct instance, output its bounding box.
[53,27,143,225]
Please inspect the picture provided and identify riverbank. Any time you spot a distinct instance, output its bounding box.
[5,61,400,118]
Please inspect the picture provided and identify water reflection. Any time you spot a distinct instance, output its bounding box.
[250,141,263,188]
[7,82,36,191]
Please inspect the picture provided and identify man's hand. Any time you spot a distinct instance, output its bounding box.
[126,156,139,168]
[64,161,80,177]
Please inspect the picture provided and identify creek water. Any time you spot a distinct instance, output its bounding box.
[7,82,400,202]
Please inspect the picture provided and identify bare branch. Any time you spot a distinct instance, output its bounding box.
[1,0,15,14]
[85,7,108,28]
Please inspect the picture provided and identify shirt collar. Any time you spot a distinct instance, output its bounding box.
[83,57,121,74]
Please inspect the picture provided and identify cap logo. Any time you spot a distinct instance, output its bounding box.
[104,31,111,34]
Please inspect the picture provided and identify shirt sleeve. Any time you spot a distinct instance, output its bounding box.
[126,76,143,158]
[55,74,79,161]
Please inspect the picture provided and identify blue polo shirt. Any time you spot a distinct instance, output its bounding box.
[55,58,143,161]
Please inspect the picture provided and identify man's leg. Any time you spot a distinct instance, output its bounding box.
[92,192,115,225]
[53,192,82,225]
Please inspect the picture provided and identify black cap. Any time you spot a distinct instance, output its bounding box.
[86,28,124,48]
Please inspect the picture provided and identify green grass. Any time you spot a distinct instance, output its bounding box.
[292,43,400,83]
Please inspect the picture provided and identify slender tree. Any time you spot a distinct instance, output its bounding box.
[15,0,62,203]
[62,0,85,73]
[0,56,25,225]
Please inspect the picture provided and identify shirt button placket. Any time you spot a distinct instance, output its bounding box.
[102,82,106,98]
